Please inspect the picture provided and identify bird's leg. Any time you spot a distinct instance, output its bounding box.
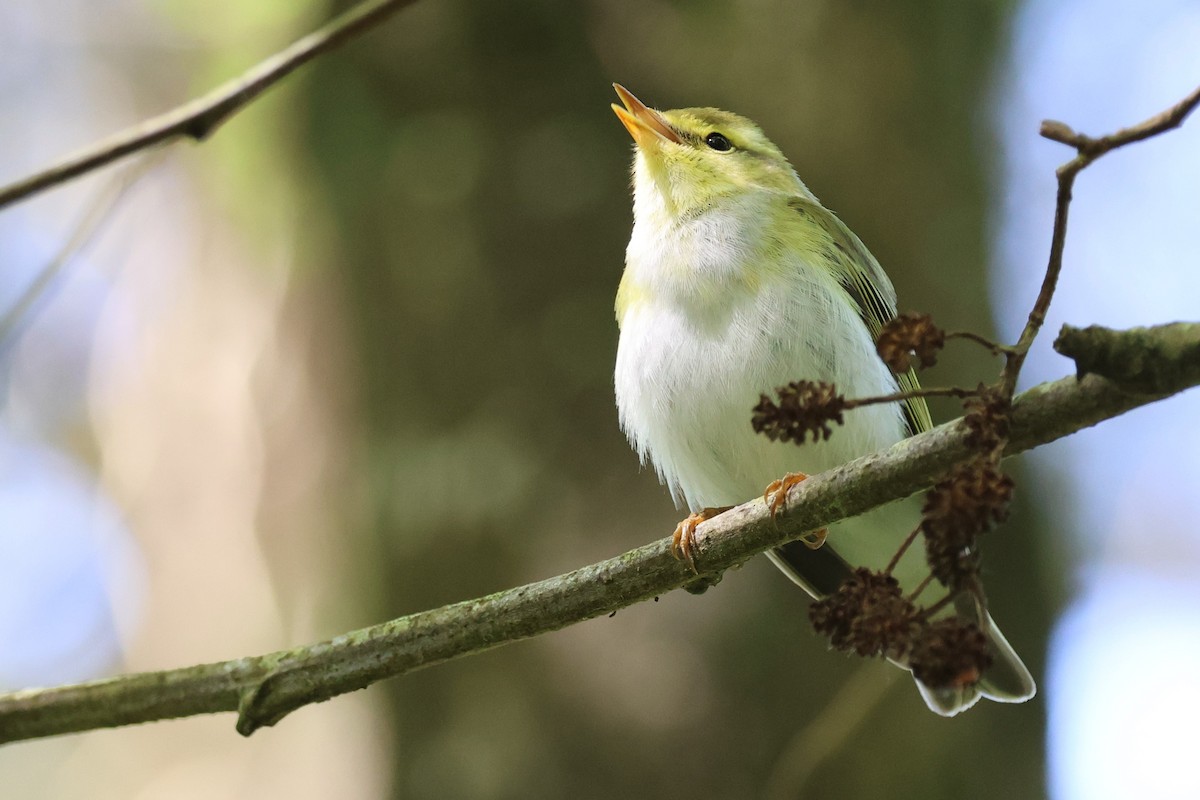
[763,471,827,549]
[672,506,732,572]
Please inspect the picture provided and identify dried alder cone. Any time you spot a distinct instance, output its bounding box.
[922,457,1014,589]
[808,568,994,690]
[876,312,946,373]
[909,618,994,690]
[963,384,1012,452]
[809,568,920,661]
[751,380,847,443]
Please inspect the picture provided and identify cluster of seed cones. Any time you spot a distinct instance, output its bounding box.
[753,313,1016,693]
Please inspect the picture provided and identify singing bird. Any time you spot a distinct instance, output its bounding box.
[610,84,1035,715]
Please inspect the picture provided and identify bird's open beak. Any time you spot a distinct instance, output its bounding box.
[611,84,681,147]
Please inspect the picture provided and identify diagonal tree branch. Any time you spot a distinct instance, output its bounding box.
[0,0,420,211]
[1,325,1197,746]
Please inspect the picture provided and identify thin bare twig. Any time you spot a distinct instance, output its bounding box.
[918,593,955,620]
[907,574,935,603]
[0,0,419,211]
[1000,84,1200,396]
[844,385,981,411]
[2,344,1199,745]
[883,525,922,576]
[944,330,1014,356]
[1039,83,1200,155]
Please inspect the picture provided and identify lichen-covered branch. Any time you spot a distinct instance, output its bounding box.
[1,331,1197,746]
[0,0,420,211]
[1055,322,1200,393]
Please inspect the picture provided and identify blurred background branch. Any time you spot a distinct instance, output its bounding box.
[0,0,420,211]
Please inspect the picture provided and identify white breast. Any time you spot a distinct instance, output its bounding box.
[614,194,905,514]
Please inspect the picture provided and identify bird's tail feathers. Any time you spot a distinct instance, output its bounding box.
[769,542,1035,716]
[904,594,1036,716]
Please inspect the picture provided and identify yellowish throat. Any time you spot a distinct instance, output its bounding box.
[611,84,1034,715]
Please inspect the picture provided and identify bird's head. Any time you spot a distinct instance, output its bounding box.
[611,84,809,220]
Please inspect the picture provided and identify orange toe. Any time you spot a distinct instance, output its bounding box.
[763,471,810,517]
[670,506,732,572]
[800,527,828,549]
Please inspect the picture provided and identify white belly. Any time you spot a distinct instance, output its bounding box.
[615,263,905,513]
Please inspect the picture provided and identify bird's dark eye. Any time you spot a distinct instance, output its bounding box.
[704,132,733,152]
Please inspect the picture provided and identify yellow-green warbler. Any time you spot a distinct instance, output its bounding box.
[610,84,1035,715]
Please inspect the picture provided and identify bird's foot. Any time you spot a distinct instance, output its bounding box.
[763,471,810,516]
[763,472,827,549]
[672,506,732,572]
